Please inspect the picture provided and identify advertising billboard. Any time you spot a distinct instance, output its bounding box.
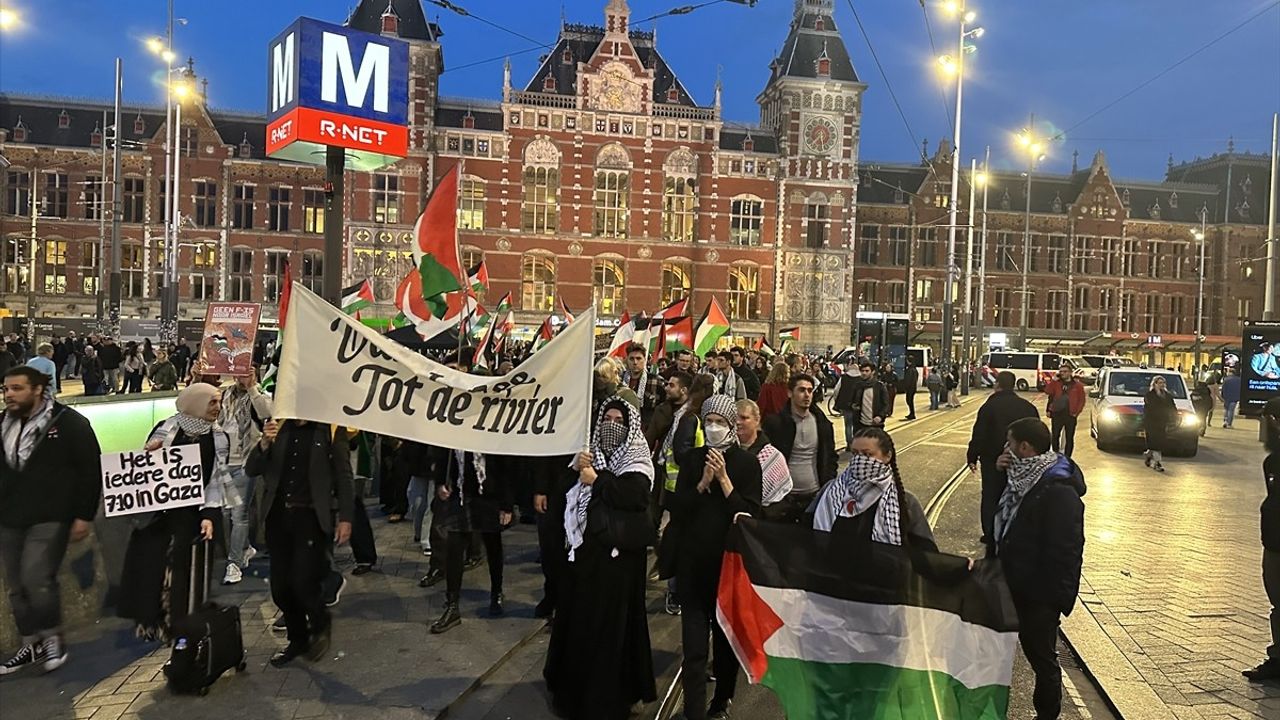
[1240,320,1280,414]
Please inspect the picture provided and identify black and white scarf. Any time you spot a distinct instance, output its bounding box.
[152,415,240,510]
[454,449,487,505]
[1,398,55,471]
[812,454,901,545]
[994,450,1058,544]
[565,399,654,561]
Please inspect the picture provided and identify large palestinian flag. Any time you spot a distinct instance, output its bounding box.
[717,518,1018,720]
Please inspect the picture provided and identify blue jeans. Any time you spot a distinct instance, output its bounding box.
[223,466,255,568]
[407,476,432,549]
[841,410,857,450]
[1224,401,1238,427]
[929,388,942,410]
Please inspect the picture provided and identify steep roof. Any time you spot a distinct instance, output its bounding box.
[770,0,858,84]
[345,0,442,43]
[0,93,164,148]
[436,98,504,131]
[719,127,778,154]
[523,24,698,107]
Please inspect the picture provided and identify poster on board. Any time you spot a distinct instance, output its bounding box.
[101,445,204,517]
[195,303,261,376]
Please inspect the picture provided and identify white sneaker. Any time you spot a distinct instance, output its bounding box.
[223,563,243,585]
[35,635,67,672]
[242,546,257,566]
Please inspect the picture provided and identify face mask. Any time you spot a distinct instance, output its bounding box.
[597,420,626,454]
[704,422,733,448]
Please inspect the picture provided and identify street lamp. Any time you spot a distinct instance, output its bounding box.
[145,3,184,343]
[974,147,991,360]
[939,0,983,371]
[1015,117,1046,350]
[1192,205,1208,375]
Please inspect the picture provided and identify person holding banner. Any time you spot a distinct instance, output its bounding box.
[246,418,354,667]
[544,399,657,720]
[0,366,101,675]
[117,383,236,642]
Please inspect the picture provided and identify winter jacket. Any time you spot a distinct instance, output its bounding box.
[833,376,888,419]
[994,454,1087,615]
[1222,375,1242,404]
[757,382,790,417]
[762,406,838,488]
[735,363,762,400]
[245,421,355,535]
[0,403,102,528]
[966,390,1039,465]
[149,361,178,391]
[1043,378,1087,418]
[1142,390,1178,451]
[900,366,919,393]
[1263,454,1280,551]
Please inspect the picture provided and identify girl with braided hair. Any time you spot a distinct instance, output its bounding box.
[813,427,937,552]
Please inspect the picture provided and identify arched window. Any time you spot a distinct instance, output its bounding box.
[594,143,631,238]
[660,260,691,307]
[729,195,764,246]
[663,149,697,242]
[521,252,557,312]
[521,138,560,233]
[458,177,485,230]
[593,258,625,316]
[726,263,760,320]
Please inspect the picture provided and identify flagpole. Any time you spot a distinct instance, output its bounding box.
[454,160,468,364]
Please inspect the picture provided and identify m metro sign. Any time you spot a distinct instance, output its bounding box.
[266,18,409,171]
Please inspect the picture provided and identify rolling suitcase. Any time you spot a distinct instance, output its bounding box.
[164,539,247,695]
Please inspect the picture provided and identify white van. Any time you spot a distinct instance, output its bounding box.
[831,345,933,388]
[1089,367,1199,456]
[980,351,1061,391]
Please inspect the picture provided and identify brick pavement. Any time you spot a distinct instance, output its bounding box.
[1070,416,1280,720]
[0,508,550,720]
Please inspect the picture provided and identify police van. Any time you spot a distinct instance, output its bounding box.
[979,351,1061,391]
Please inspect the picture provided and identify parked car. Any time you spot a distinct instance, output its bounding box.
[1089,367,1199,456]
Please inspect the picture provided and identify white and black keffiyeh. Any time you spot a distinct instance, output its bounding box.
[565,398,654,561]
[994,450,1058,544]
[700,394,740,450]
[812,454,901,545]
[152,414,241,511]
[2,397,55,470]
[454,449,488,505]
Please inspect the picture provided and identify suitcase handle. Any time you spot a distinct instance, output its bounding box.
[188,537,212,615]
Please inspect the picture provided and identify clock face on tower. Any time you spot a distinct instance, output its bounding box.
[803,116,838,155]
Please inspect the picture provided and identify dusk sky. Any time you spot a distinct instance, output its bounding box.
[0,0,1277,180]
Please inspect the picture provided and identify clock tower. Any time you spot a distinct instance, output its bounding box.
[758,0,867,349]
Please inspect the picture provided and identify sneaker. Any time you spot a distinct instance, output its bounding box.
[1154,463,1166,473]
[0,643,35,675]
[272,616,288,633]
[323,575,347,608]
[36,635,67,672]
[242,546,257,566]
[664,591,682,616]
[418,569,444,588]
[1243,658,1280,681]
[222,563,243,585]
[421,546,432,557]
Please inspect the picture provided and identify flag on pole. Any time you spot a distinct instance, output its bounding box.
[492,309,516,356]
[654,297,689,322]
[632,313,651,356]
[756,338,776,357]
[664,316,694,355]
[779,326,800,354]
[694,296,732,358]
[558,297,576,326]
[340,279,375,316]
[607,311,635,358]
[277,259,293,329]
[467,261,490,294]
[532,316,556,353]
[650,298,690,355]
[413,166,464,318]
[717,518,1018,720]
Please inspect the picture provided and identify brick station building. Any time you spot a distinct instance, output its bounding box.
[0,0,1275,358]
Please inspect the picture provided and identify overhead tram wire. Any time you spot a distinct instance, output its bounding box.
[1052,0,1280,142]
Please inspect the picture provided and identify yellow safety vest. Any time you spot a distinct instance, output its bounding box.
[664,417,704,492]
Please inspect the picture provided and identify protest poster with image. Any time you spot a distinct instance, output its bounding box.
[273,285,593,457]
[101,445,205,517]
[195,302,261,376]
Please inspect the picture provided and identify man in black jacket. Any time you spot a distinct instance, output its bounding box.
[730,347,760,401]
[531,453,577,618]
[992,418,1086,720]
[0,366,101,675]
[832,361,888,450]
[97,337,123,393]
[247,419,354,667]
[762,374,837,521]
[967,371,1039,543]
[900,358,920,420]
[1245,397,1280,681]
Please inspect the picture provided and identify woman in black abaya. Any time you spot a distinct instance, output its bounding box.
[544,398,657,720]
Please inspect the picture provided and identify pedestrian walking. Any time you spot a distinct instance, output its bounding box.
[148,350,178,391]
[428,448,515,633]
[24,343,58,397]
[98,337,122,393]
[1143,376,1177,473]
[245,418,354,667]
[756,361,791,418]
[117,384,235,642]
[967,371,1039,544]
[761,373,838,523]
[925,367,945,411]
[1191,380,1214,437]
[879,362,899,417]
[991,417,1086,720]
[79,346,105,396]
[1243,397,1280,681]
[544,399,657,720]
[900,357,919,420]
[736,399,793,509]
[0,366,101,676]
[946,365,961,408]
[831,361,887,451]
[1043,366,1086,457]
[1222,368,1241,428]
[399,441,435,557]
[730,347,760,401]
[121,341,145,393]
[662,395,762,720]
[218,375,273,584]
[50,335,69,382]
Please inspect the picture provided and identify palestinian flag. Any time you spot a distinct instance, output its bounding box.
[532,316,556,353]
[467,261,490,294]
[717,519,1018,720]
[648,298,688,356]
[607,311,635,358]
[694,296,731,358]
[664,315,694,355]
[756,338,776,357]
[413,166,464,318]
[780,326,800,354]
[341,279,375,316]
[492,309,516,356]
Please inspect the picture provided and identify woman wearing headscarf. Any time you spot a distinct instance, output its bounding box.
[116,383,238,641]
[662,394,762,720]
[544,399,657,720]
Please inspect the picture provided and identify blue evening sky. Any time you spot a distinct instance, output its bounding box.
[0,0,1277,179]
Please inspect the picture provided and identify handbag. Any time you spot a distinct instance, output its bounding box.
[587,491,656,552]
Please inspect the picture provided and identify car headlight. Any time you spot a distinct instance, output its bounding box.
[1180,412,1200,427]
[1099,408,1119,423]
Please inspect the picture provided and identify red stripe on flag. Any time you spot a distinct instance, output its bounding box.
[716,550,785,685]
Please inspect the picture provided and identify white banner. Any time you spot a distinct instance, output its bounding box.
[274,285,594,456]
[101,445,205,517]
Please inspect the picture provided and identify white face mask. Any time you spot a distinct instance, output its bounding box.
[704,422,733,448]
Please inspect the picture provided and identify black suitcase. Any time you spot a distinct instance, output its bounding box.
[164,539,247,695]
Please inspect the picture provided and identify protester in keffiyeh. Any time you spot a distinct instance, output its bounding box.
[734,399,793,505]
[545,396,657,720]
[117,383,235,642]
[994,448,1061,544]
[812,427,937,551]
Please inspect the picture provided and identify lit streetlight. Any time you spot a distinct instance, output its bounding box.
[0,6,19,31]
[1193,205,1208,373]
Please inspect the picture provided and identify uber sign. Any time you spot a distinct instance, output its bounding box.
[266,17,409,170]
